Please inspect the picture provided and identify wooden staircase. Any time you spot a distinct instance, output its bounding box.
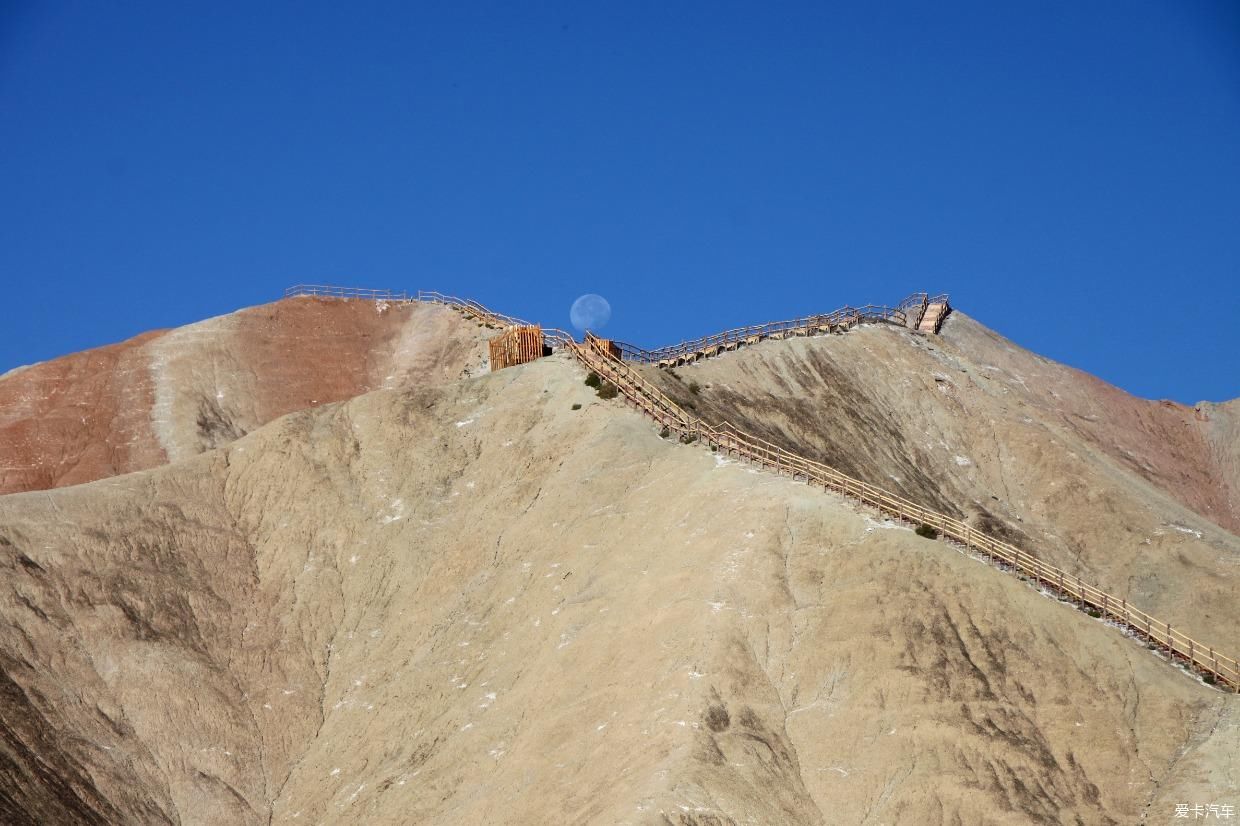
[610,292,949,369]
[917,295,951,333]
[566,331,1238,693]
[290,284,1239,693]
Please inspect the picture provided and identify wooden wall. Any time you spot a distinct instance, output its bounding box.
[489,325,546,371]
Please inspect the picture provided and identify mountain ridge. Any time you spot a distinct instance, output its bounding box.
[1,290,1237,824]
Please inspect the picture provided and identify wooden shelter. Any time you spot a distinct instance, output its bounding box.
[488,325,547,371]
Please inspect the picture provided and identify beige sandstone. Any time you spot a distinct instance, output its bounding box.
[0,301,1236,825]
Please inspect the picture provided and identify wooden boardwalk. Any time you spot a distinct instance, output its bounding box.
[288,284,1240,692]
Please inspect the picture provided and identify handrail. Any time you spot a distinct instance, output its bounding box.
[568,332,1239,692]
[283,284,580,349]
[285,284,410,301]
[416,290,532,329]
[284,282,1236,690]
[611,293,933,366]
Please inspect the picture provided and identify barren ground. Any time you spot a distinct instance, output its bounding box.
[0,301,1237,824]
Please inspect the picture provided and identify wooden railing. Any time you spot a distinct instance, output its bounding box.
[611,292,933,366]
[286,282,1237,691]
[285,284,411,300]
[897,292,930,330]
[415,291,533,329]
[569,332,1239,693]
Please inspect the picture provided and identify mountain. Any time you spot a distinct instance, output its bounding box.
[0,294,1236,825]
[0,297,491,495]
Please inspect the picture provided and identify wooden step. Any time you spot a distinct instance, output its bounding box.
[918,302,948,333]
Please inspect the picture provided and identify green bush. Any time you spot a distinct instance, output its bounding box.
[915,524,939,540]
[659,426,671,439]
[1086,608,1102,619]
[688,381,701,395]
[597,382,618,400]
[571,403,582,411]
[584,371,601,389]
[1203,673,1218,685]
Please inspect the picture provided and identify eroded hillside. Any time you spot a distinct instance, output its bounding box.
[636,313,1240,661]
[1,348,1237,825]
[0,297,490,495]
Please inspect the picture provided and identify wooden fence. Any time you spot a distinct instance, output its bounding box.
[612,292,941,367]
[571,331,1240,693]
[285,284,411,300]
[416,291,532,329]
[284,283,1238,691]
[489,325,547,371]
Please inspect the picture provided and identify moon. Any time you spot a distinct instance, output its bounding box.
[570,294,612,332]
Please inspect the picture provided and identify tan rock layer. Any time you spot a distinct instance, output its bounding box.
[0,298,489,495]
[0,356,1235,824]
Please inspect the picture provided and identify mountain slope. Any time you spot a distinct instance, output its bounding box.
[635,312,1240,658]
[1,351,1236,825]
[0,297,490,495]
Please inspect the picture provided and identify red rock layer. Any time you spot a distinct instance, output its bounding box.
[0,331,168,495]
[0,297,486,496]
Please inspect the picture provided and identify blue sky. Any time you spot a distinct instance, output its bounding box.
[2,1,1237,402]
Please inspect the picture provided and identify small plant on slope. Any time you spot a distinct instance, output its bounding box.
[915,524,939,540]
[584,371,601,389]
[597,382,619,400]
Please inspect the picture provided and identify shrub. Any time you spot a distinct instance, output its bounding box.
[915,524,939,540]
[1203,673,1218,685]
[659,426,671,439]
[1086,608,1102,619]
[680,433,698,444]
[688,381,701,395]
[571,403,582,411]
[597,382,618,400]
[584,371,601,389]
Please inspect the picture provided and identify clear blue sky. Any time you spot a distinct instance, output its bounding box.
[2,1,1237,403]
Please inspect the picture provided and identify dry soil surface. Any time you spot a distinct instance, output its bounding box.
[1,351,1237,825]
[637,313,1240,660]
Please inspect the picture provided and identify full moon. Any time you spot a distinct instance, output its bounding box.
[569,294,612,332]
